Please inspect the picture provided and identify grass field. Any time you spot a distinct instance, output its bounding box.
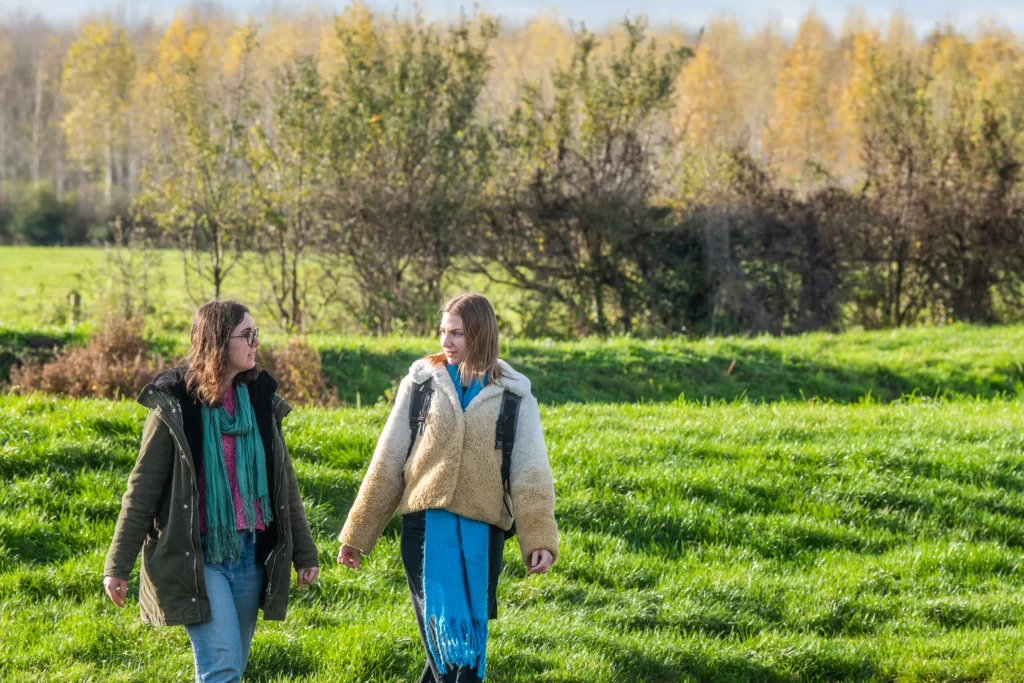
[5,392,1024,681]
[4,321,1024,405]
[0,246,530,335]
[7,246,1024,680]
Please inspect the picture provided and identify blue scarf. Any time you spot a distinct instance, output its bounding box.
[422,365,491,678]
[446,364,487,410]
[423,510,490,678]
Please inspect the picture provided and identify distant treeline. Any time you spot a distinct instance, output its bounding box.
[0,8,1022,336]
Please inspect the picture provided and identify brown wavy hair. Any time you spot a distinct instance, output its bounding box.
[428,293,503,384]
[184,300,260,406]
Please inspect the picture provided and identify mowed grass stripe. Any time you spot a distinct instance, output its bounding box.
[3,394,1024,680]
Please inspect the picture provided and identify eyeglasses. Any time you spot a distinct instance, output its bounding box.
[230,327,259,347]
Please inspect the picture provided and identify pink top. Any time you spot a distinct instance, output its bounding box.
[198,388,266,534]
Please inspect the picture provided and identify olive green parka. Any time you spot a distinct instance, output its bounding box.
[103,367,319,626]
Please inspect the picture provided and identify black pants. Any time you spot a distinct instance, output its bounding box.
[401,511,505,683]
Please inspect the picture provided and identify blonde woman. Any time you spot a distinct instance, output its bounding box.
[103,300,319,682]
[338,293,558,682]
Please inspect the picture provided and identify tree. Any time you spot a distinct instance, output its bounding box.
[856,51,933,326]
[836,27,879,176]
[675,42,740,147]
[324,9,496,334]
[917,94,1024,322]
[0,36,12,200]
[860,47,1024,324]
[136,17,257,301]
[486,12,574,116]
[247,55,331,332]
[480,20,690,335]
[765,11,839,185]
[60,21,136,206]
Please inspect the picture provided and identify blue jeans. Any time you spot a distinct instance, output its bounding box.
[185,530,265,683]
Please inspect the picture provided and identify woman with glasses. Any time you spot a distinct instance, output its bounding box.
[102,300,320,683]
[338,292,558,683]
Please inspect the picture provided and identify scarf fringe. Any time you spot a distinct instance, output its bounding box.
[426,614,487,674]
[204,524,241,564]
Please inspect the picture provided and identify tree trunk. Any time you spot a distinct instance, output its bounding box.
[31,66,44,185]
[0,106,7,201]
[951,260,994,324]
[126,110,136,196]
[104,120,113,206]
[55,87,64,201]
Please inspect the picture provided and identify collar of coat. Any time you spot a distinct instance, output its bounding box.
[134,365,289,482]
[408,358,532,412]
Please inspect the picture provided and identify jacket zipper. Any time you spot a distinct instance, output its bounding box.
[264,423,288,603]
[174,397,201,606]
[167,397,202,606]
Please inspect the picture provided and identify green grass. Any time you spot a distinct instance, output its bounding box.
[0,247,193,329]
[7,321,1024,406]
[303,324,1024,405]
[4,244,1024,405]
[0,246,537,335]
[5,393,1024,681]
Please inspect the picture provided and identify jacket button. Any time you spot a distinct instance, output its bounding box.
[279,505,284,510]
[185,551,190,557]
[191,597,196,602]
[183,504,188,509]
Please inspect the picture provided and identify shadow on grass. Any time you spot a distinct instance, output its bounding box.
[5,329,1022,405]
[556,498,892,562]
[0,519,94,566]
[320,342,1024,405]
[493,628,879,682]
[0,440,134,478]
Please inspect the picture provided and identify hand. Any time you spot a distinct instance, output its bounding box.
[337,544,361,569]
[104,576,128,608]
[527,549,554,575]
[296,567,319,588]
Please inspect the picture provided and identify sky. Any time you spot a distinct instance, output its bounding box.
[5,0,1024,35]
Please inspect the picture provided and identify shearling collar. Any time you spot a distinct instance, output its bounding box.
[408,358,532,413]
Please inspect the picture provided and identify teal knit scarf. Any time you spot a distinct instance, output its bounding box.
[201,383,273,564]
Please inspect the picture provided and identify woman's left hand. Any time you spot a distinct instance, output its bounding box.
[527,549,554,575]
[296,567,319,587]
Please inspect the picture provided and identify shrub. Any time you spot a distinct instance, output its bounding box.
[6,321,337,407]
[258,337,338,407]
[8,318,166,399]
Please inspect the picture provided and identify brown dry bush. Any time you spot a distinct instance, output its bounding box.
[258,337,338,407]
[8,321,337,407]
[9,318,167,400]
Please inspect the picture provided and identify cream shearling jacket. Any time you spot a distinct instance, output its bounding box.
[338,358,558,565]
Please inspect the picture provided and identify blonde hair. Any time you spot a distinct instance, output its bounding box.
[184,300,260,406]
[428,293,503,384]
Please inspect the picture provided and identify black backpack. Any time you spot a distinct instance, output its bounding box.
[404,379,521,540]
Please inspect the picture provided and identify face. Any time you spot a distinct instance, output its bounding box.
[439,312,467,365]
[225,312,259,380]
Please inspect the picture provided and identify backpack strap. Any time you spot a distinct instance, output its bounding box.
[495,390,522,539]
[405,380,434,463]
[496,390,522,490]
